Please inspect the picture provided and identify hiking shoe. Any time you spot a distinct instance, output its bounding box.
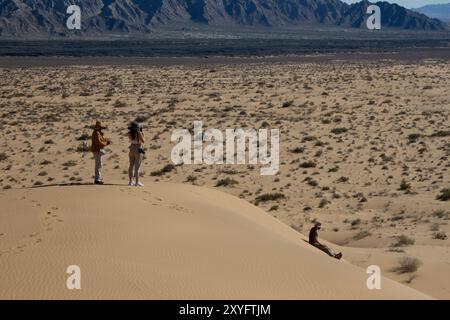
[335,252,343,260]
[128,182,134,186]
[94,181,104,185]
[135,182,144,187]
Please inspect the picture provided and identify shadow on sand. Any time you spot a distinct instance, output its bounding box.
[28,182,125,189]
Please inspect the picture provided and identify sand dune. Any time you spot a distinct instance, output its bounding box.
[1,61,449,297]
[0,183,431,299]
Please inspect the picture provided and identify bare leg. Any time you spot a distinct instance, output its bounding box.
[134,153,143,185]
[128,153,136,184]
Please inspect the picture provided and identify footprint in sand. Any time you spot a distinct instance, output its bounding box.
[169,204,192,214]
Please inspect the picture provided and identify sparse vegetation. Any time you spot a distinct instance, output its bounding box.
[77,133,90,141]
[353,230,372,240]
[392,235,415,247]
[216,178,239,187]
[395,256,422,274]
[433,232,448,240]
[436,188,450,202]
[151,164,176,176]
[255,193,286,203]
[185,175,197,183]
[407,133,421,144]
[62,160,77,168]
[432,210,449,219]
[299,161,316,168]
[282,101,294,108]
[331,127,348,135]
[399,179,411,192]
[290,147,305,154]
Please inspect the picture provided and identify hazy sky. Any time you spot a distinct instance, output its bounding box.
[342,1,449,9]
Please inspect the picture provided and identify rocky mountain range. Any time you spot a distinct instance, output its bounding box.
[413,3,450,22]
[0,0,447,38]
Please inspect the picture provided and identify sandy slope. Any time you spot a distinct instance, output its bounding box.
[0,183,431,299]
[1,62,449,297]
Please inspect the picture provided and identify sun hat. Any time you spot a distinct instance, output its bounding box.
[94,120,106,130]
[128,121,140,131]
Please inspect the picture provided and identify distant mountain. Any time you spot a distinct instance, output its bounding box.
[342,1,446,29]
[413,3,450,22]
[0,0,447,38]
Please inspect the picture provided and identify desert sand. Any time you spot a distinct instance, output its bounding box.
[0,183,431,299]
[0,57,449,299]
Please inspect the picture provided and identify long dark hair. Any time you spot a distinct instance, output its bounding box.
[129,129,138,140]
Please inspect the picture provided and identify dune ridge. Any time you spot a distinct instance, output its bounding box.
[0,183,431,299]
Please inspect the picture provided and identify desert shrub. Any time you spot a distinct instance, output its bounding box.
[302,136,316,142]
[255,193,286,203]
[113,99,127,108]
[307,179,319,187]
[62,160,77,167]
[328,166,339,173]
[151,164,175,176]
[407,133,421,143]
[222,168,238,175]
[436,188,450,201]
[282,101,294,108]
[290,147,305,154]
[135,115,150,123]
[399,180,411,192]
[185,175,197,183]
[430,223,440,231]
[432,210,449,219]
[318,198,329,208]
[331,127,348,134]
[353,231,372,240]
[299,161,316,168]
[76,142,90,153]
[395,257,422,274]
[337,176,349,183]
[216,178,239,187]
[392,235,415,247]
[433,232,448,240]
[77,133,90,141]
[430,130,450,138]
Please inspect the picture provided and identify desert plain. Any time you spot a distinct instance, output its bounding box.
[0,54,449,299]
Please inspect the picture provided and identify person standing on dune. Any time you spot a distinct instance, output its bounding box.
[90,120,108,185]
[309,222,343,260]
[127,121,145,187]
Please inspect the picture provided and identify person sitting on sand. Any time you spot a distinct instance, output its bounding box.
[90,120,109,185]
[128,121,145,187]
[309,222,343,260]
